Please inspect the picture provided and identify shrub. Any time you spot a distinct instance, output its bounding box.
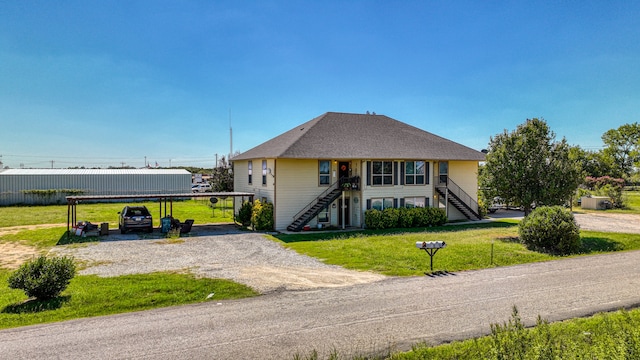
[8,255,76,300]
[381,208,400,228]
[596,183,625,208]
[519,206,581,255]
[414,207,447,227]
[364,209,383,229]
[235,201,253,227]
[364,207,447,229]
[397,207,415,228]
[251,199,274,231]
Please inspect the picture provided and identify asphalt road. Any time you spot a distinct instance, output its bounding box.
[2,250,640,359]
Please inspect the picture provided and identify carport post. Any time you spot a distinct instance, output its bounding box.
[67,200,71,238]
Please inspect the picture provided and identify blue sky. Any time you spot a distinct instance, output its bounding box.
[1,1,639,169]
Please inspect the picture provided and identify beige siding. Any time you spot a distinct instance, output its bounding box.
[274,159,334,230]
[449,161,479,201]
[447,161,480,221]
[233,159,276,221]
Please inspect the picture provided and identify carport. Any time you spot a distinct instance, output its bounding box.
[65,192,254,234]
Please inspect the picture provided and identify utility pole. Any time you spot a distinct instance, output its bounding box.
[50,160,54,169]
[229,109,233,161]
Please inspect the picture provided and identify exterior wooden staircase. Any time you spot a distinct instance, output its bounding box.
[435,178,482,221]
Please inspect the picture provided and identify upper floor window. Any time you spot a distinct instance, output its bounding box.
[262,160,267,185]
[405,161,427,185]
[372,161,393,186]
[248,161,252,184]
[319,160,330,185]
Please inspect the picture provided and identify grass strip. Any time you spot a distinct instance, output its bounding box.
[0,199,234,228]
[0,270,257,330]
[390,307,640,359]
[278,222,640,276]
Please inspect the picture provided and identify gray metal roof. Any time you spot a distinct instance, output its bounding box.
[0,169,191,175]
[232,112,486,161]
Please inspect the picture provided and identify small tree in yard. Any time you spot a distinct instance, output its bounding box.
[235,201,253,227]
[251,199,274,231]
[8,256,76,300]
[519,206,581,255]
[481,118,582,216]
[210,156,234,192]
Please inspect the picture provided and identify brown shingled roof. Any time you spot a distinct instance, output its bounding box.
[232,112,485,161]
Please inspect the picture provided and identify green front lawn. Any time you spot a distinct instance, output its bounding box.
[0,270,257,330]
[276,222,640,275]
[0,198,234,228]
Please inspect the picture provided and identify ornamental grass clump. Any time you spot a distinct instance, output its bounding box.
[8,255,76,300]
[519,206,581,255]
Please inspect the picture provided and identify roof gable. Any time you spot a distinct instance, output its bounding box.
[232,112,485,161]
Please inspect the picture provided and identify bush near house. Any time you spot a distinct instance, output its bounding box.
[8,256,76,300]
[235,201,253,227]
[251,199,274,231]
[365,207,447,230]
[519,206,581,255]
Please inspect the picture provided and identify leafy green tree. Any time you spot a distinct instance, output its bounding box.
[481,118,582,215]
[209,156,234,192]
[601,122,640,179]
[569,146,616,178]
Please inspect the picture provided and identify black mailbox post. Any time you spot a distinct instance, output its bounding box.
[416,241,446,272]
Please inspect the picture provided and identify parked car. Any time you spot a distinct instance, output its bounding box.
[118,206,153,234]
[487,197,505,213]
[191,183,212,193]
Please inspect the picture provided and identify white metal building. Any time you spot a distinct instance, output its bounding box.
[0,169,192,205]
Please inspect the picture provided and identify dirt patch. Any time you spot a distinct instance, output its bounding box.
[0,223,66,236]
[238,266,387,291]
[574,212,640,234]
[0,242,40,270]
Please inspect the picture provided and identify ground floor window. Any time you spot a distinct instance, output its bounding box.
[404,197,429,208]
[318,207,329,223]
[370,197,394,210]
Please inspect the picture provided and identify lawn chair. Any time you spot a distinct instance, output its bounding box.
[180,219,194,234]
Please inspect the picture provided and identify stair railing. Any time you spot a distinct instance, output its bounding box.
[292,180,340,221]
[442,178,480,216]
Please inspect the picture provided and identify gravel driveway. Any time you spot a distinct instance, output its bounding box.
[50,224,385,294]
[51,212,640,294]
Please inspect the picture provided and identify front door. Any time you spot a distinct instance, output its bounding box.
[338,198,350,227]
[338,161,349,183]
